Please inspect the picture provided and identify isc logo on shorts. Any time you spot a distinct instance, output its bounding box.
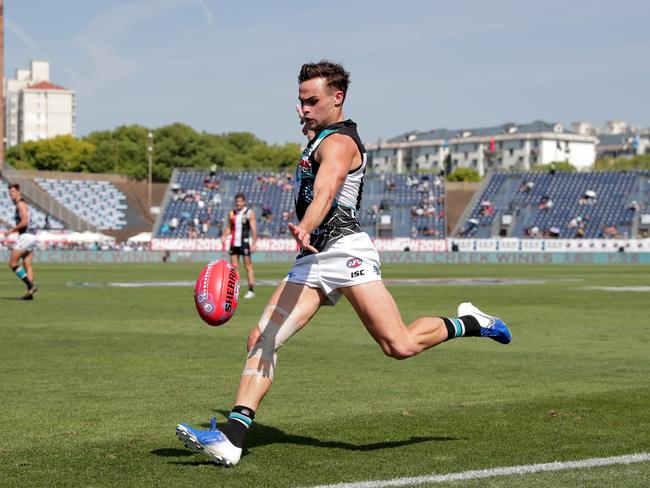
[346,257,362,268]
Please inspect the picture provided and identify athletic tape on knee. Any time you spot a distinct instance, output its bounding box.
[242,305,300,379]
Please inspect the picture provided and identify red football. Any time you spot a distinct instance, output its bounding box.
[194,259,240,326]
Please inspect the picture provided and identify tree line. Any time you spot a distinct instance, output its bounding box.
[6,123,649,183]
[5,123,302,181]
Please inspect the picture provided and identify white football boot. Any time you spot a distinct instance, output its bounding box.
[457,302,512,344]
[176,418,242,466]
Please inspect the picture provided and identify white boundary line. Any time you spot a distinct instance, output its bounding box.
[304,453,650,488]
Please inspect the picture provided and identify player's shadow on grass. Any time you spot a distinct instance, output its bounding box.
[243,422,455,453]
[154,415,461,465]
[214,411,459,452]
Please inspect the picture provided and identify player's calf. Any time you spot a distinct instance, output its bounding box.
[11,265,35,290]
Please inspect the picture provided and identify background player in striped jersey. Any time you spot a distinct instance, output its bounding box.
[221,193,257,299]
[2,184,38,299]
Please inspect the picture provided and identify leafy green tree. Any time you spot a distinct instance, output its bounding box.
[5,135,95,172]
[594,154,650,171]
[530,161,577,172]
[446,167,481,182]
[6,123,303,180]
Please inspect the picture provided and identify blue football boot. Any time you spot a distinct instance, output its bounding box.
[457,302,512,344]
[176,417,242,466]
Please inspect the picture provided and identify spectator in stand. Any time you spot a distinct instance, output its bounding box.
[519,181,534,193]
[538,196,553,211]
[406,175,419,188]
[526,225,540,238]
[461,218,479,237]
[261,206,273,222]
[479,200,494,217]
[579,190,597,205]
[602,225,619,239]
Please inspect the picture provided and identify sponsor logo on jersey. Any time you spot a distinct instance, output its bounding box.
[346,257,363,268]
[299,157,312,169]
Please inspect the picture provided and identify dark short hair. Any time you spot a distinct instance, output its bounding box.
[299,60,350,100]
[235,193,246,200]
[9,183,20,191]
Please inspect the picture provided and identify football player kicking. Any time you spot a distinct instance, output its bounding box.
[176,61,512,466]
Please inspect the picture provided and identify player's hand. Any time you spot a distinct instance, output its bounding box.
[296,104,315,139]
[288,223,318,253]
[251,240,256,252]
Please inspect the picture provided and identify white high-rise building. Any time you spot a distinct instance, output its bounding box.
[4,61,76,148]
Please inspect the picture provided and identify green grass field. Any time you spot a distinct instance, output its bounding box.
[1,262,649,487]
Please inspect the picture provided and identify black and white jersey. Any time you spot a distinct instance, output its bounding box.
[294,120,367,255]
[14,198,30,235]
[228,207,252,247]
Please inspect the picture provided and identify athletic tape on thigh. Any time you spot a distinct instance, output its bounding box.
[242,305,299,379]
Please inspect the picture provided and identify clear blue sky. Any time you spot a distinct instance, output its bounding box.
[6,0,650,145]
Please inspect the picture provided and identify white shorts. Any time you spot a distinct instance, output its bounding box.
[13,233,37,252]
[284,232,382,305]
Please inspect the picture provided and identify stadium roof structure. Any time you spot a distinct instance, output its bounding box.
[387,120,572,143]
[596,132,636,147]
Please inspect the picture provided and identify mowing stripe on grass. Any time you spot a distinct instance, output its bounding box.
[304,453,650,488]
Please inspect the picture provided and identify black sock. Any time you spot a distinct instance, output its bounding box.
[218,405,255,448]
[441,315,481,340]
[249,285,254,292]
[12,266,34,289]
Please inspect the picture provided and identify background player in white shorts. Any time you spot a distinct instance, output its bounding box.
[176,61,512,466]
[3,184,38,300]
[221,193,257,299]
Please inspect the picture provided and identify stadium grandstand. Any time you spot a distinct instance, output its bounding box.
[457,170,650,239]
[34,178,128,231]
[1,180,65,230]
[153,170,447,240]
[0,165,166,247]
[3,164,650,248]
